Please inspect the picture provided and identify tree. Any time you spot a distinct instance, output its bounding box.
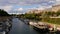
[56,10,60,16]
[0,9,9,16]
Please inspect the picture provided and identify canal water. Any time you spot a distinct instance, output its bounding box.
[9,18,40,34]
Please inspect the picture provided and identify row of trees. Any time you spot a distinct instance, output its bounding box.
[44,11,60,17]
[19,14,41,20]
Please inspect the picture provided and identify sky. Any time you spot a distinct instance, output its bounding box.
[0,0,59,14]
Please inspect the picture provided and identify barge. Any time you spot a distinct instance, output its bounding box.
[29,21,60,33]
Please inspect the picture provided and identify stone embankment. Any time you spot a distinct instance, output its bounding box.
[0,16,12,34]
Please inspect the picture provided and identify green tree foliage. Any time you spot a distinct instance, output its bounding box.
[56,10,60,16]
[0,9,9,16]
[20,10,60,21]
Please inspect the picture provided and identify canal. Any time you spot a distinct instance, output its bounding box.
[9,18,40,34]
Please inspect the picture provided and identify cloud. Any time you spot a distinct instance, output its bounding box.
[0,5,13,12]
[56,0,60,1]
[17,8,23,11]
[55,0,60,5]
[27,5,52,10]
[0,0,57,14]
[0,0,56,8]
[0,0,56,6]
[9,8,24,14]
[0,5,13,14]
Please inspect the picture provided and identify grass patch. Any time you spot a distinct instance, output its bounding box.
[41,18,60,25]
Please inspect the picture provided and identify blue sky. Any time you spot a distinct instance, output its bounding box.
[0,0,59,14]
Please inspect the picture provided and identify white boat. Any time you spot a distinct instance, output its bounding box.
[0,31,5,34]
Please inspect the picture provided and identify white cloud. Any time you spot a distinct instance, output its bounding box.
[38,5,52,10]
[0,0,57,14]
[55,0,60,5]
[17,8,23,11]
[27,5,52,10]
[48,0,55,3]
[56,0,60,1]
[0,0,56,6]
[0,5,13,11]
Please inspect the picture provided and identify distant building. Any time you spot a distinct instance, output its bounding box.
[52,5,60,12]
[26,9,45,14]
[26,5,60,14]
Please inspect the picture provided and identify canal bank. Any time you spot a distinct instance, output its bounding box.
[0,17,12,34]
